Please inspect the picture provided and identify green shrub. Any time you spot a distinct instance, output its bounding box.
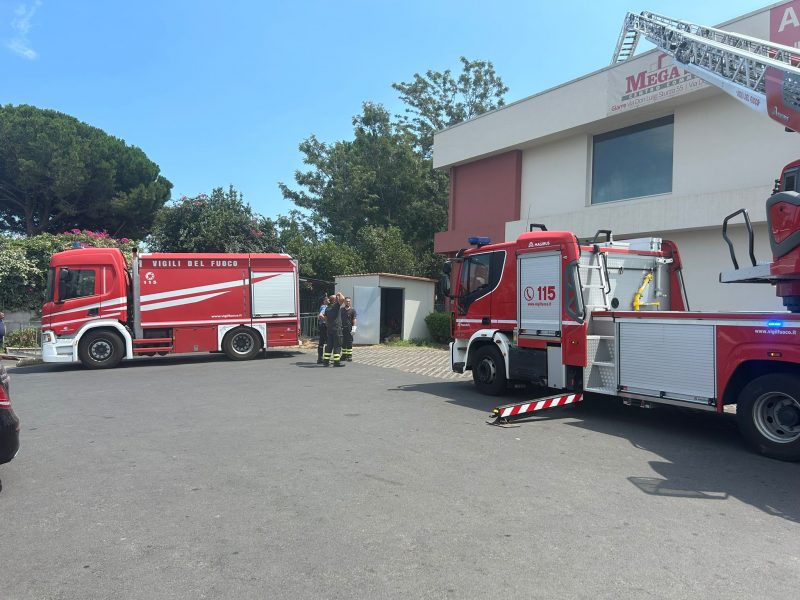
[3,327,40,348]
[425,311,451,343]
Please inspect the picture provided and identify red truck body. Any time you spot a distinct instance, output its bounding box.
[447,218,800,460]
[41,248,299,368]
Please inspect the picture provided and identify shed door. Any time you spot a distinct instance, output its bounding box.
[353,285,380,345]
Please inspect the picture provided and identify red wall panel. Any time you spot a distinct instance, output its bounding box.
[434,150,522,254]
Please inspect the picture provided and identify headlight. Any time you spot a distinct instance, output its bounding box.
[42,331,55,344]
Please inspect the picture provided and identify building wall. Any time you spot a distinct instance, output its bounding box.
[665,224,783,312]
[512,94,798,240]
[433,151,521,253]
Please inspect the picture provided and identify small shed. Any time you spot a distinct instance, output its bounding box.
[334,273,436,345]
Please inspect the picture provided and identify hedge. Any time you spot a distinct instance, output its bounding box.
[424,311,451,343]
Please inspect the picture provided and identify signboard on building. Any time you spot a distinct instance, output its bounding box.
[607,53,708,116]
[771,0,800,48]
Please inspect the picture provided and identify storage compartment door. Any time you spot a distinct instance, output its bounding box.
[353,286,380,345]
[618,321,715,402]
[251,271,297,317]
[518,252,561,335]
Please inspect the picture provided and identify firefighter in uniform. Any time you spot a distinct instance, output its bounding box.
[340,296,357,361]
[322,293,345,367]
[317,295,329,364]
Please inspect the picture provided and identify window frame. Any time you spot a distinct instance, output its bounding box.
[590,115,675,206]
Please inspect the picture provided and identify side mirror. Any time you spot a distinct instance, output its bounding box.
[439,274,451,298]
[442,261,452,275]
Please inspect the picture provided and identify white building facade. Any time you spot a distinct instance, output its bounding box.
[433,2,800,311]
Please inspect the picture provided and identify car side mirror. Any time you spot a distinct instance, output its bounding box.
[439,275,451,298]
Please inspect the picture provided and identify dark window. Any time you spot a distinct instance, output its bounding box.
[58,268,96,301]
[591,115,674,204]
[458,251,505,315]
[782,168,799,192]
[45,268,56,303]
[463,254,492,295]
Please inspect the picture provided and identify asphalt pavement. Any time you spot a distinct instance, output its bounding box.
[0,352,798,599]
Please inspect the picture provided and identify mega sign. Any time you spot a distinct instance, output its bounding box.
[608,53,708,115]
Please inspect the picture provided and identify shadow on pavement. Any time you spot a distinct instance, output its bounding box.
[8,350,302,376]
[390,381,800,523]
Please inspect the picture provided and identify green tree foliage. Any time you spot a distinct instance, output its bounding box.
[0,242,38,311]
[306,239,364,284]
[281,58,508,280]
[280,103,448,276]
[0,104,172,238]
[392,57,509,157]
[0,231,137,311]
[148,186,275,253]
[355,225,417,274]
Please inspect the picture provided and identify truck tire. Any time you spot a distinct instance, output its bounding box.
[737,373,800,461]
[78,330,125,369]
[472,345,507,396]
[222,327,261,361]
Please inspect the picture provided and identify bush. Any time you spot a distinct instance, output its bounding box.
[425,311,451,343]
[3,327,40,348]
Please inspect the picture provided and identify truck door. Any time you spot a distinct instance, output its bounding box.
[47,265,101,336]
[455,251,503,338]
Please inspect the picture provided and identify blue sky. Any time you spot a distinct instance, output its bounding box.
[0,0,773,219]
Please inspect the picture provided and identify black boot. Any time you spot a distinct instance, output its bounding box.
[333,361,346,367]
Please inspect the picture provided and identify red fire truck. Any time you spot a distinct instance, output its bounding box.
[41,248,300,369]
[444,12,800,461]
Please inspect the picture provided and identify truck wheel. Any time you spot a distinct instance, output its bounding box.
[222,327,261,361]
[737,373,800,461]
[78,330,124,369]
[472,345,507,396]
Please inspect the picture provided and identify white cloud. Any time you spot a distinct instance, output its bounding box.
[6,1,42,60]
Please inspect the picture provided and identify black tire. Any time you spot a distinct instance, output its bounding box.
[78,330,125,370]
[472,345,507,396]
[222,327,261,361]
[737,373,800,461]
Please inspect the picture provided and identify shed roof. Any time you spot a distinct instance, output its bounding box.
[335,273,436,283]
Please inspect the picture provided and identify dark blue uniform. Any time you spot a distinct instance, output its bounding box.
[323,301,344,366]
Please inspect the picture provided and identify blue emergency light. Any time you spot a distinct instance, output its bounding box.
[468,236,491,247]
[767,320,785,328]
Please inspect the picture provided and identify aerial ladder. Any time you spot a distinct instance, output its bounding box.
[612,11,800,132]
[608,11,800,308]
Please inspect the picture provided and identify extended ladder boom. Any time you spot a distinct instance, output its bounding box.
[612,11,800,131]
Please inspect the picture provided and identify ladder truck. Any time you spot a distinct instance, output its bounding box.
[443,12,800,461]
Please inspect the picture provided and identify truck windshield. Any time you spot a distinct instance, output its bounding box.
[45,268,55,303]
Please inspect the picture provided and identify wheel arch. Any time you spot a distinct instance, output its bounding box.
[465,329,511,376]
[75,321,133,359]
[722,360,800,406]
[218,324,266,351]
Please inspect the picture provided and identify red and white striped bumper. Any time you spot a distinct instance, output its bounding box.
[493,393,583,419]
